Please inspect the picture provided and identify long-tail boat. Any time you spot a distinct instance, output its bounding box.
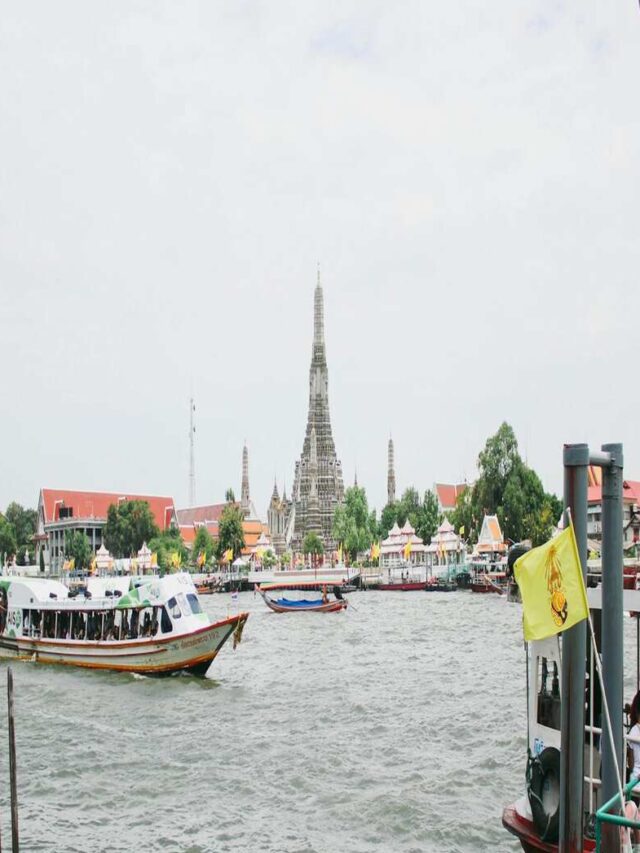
[258,580,348,613]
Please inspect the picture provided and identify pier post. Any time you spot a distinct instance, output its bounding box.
[7,668,19,853]
[600,442,624,852]
[561,444,589,853]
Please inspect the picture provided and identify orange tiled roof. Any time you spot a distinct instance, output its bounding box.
[40,489,175,530]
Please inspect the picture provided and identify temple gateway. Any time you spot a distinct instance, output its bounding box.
[269,272,344,554]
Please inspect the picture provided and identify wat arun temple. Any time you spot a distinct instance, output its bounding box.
[268,272,344,554]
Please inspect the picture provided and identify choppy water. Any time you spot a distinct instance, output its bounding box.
[0,590,595,852]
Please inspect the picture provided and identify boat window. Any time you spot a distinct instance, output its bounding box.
[176,592,189,615]
[167,596,182,619]
[161,606,172,633]
[186,594,202,615]
[537,656,561,731]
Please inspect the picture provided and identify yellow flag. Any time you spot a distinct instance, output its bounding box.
[68,558,75,571]
[403,540,412,560]
[224,548,234,563]
[459,525,465,536]
[150,552,158,568]
[514,523,589,642]
[337,544,343,563]
[197,551,206,567]
[370,542,380,560]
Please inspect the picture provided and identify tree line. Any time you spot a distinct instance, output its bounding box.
[330,422,562,560]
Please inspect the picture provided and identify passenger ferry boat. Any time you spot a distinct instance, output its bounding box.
[0,573,248,676]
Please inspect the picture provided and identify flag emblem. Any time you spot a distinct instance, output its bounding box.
[515,522,589,642]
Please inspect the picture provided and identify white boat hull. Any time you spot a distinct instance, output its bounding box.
[0,613,248,676]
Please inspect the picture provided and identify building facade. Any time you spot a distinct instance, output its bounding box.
[34,489,177,572]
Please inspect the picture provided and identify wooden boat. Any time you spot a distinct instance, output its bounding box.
[195,577,221,595]
[377,581,427,591]
[470,572,507,594]
[258,581,347,613]
[424,578,456,592]
[0,573,248,676]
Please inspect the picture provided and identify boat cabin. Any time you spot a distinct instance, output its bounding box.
[0,573,208,643]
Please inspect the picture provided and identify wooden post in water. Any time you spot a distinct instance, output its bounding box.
[7,668,19,853]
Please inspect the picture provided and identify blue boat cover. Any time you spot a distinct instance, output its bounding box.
[274,598,324,608]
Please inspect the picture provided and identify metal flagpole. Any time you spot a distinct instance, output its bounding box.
[600,443,624,852]
[560,444,589,853]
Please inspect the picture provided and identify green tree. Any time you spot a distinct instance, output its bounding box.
[65,530,92,571]
[474,422,520,516]
[103,500,160,557]
[192,526,216,566]
[418,489,441,544]
[4,503,37,548]
[396,487,421,528]
[262,550,277,569]
[39,548,45,572]
[379,502,398,539]
[450,486,479,544]
[450,422,562,545]
[225,488,236,503]
[148,529,188,572]
[0,517,17,563]
[302,532,324,556]
[216,504,245,560]
[332,486,373,561]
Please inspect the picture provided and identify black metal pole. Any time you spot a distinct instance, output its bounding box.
[560,444,589,853]
[600,442,624,853]
[7,668,19,853]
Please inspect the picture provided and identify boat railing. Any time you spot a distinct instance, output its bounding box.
[595,775,640,851]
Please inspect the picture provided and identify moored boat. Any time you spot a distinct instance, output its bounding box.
[377,581,427,591]
[470,571,507,594]
[258,581,348,613]
[0,573,248,676]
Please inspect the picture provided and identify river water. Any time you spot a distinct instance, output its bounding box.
[0,589,631,853]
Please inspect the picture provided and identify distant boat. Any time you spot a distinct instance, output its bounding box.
[377,581,427,591]
[258,581,348,613]
[0,573,248,676]
[470,572,507,595]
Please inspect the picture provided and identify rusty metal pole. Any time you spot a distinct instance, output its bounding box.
[600,443,624,853]
[560,444,589,852]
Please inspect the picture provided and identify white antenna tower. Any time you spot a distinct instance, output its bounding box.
[189,397,196,507]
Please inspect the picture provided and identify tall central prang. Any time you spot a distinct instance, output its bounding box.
[289,270,344,552]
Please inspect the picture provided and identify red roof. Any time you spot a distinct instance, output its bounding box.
[178,518,269,552]
[176,504,228,526]
[179,521,219,546]
[40,489,176,531]
[588,480,640,505]
[435,483,467,509]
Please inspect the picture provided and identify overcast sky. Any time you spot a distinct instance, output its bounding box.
[1,1,639,519]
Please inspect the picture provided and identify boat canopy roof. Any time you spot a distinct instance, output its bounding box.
[260,579,345,592]
[2,572,198,611]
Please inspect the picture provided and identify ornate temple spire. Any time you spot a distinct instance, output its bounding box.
[241,441,250,514]
[387,436,396,504]
[313,267,325,349]
[289,269,344,551]
[271,478,280,502]
[306,426,322,534]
